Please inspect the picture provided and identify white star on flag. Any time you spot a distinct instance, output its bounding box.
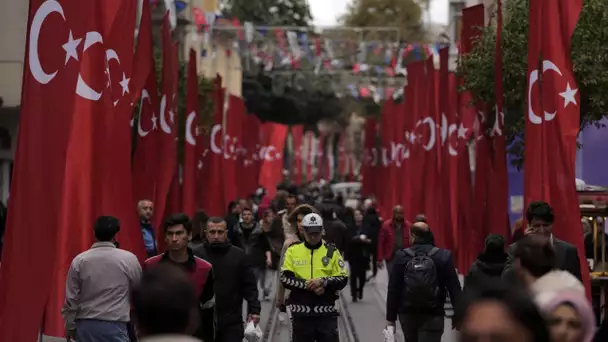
[458,124,468,140]
[559,82,578,108]
[62,31,81,65]
[119,73,130,95]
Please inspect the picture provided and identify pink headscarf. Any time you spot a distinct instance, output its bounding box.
[541,290,596,342]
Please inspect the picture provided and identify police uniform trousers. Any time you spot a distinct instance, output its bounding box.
[214,323,244,342]
[291,315,339,342]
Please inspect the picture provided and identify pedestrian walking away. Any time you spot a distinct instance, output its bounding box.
[385,221,461,342]
[62,216,142,342]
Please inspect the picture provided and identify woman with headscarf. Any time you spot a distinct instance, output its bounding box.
[257,208,284,299]
[463,234,508,293]
[457,282,551,342]
[540,291,596,342]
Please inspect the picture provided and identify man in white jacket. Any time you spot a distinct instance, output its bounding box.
[513,235,585,307]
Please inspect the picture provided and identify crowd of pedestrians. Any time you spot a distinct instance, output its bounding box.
[23,180,606,342]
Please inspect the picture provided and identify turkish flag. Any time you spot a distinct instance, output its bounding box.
[129,0,153,102]
[378,100,396,211]
[403,61,425,218]
[439,48,460,252]
[223,95,245,203]
[182,49,198,217]
[524,0,588,294]
[291,125,304,185]
[361,117,378,198]
[454,4,484,274]
[316,133,326,182]
[437,49,456,251]
[305,131,315,183]
[239,113,262,197]
[199,78,225,216]
[132,0,160,203]
[487,0,510,241]
[152,13,178,230]
[258,123,288,198]
[0,0,144,339]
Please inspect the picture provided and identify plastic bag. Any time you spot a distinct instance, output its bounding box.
[244,321,263,342]
[383,325,395,342]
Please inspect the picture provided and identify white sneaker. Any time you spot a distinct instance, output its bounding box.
[278,312,287,323]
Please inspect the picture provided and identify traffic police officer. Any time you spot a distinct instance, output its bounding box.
[280,213,348,342]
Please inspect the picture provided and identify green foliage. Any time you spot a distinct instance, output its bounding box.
[222,0,313,27]
[457,0,608,168]
[340,0,427,42]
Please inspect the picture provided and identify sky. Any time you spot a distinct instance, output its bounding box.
[308,0,448,27]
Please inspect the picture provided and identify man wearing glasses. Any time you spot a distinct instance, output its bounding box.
[502,201,582,283]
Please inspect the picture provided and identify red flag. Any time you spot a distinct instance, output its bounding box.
[361,118,378,198]
[403,62,425,218]
[199,78,225,216]
[455,4,484,273]
[292,125,304,185]
[440,50,459,252]
[488,0,510,240]
[0,0,144,339]
[316,133,326,182]
[524,0,588,294]
[152,13,178,230]
[132,0,160,203]
[238,113,262,196]
[305,131,314,183]
[182,49,198,217]
[129,0,153,102]
[223,95,246,203]
[259,123,288,197]
[438,48,455,251]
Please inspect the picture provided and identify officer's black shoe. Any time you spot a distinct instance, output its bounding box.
[352,296,358,303]
[358,292,363,300]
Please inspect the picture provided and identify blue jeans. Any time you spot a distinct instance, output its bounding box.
[76,319,130,342]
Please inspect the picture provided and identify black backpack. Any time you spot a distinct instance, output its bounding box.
[402,247,440,310]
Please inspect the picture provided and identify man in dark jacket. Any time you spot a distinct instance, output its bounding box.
[193,217,261,342]
[362,206,382,277]
[386,222,462,342]
[502,201,582,284]
[463,234,507,294]
[320,204,349,253]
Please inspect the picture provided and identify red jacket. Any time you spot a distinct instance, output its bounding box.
[377,219,410,261]
[145,249,215,341]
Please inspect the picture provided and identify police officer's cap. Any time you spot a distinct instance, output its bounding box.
[301,213,323,233]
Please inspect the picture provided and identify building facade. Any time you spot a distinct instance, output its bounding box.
[0,0,28,204]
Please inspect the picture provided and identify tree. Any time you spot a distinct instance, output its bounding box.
[221,0,312,27]
[458,0,608,168]
[340,0,428,42]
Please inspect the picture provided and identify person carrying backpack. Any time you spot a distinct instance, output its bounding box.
[385,221,462,342]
